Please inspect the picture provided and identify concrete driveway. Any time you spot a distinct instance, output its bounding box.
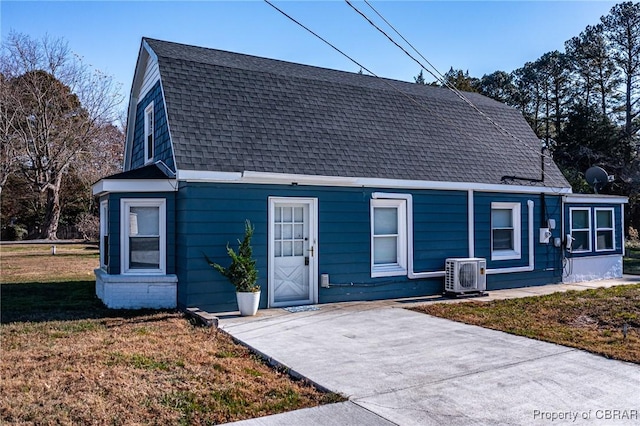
[221,281,640,425]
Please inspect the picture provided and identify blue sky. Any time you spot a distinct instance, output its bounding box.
[2,0,619,105]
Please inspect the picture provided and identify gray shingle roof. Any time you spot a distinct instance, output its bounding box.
[145,38,569,188]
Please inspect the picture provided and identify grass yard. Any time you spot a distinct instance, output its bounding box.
[412,284,640,364]
[624,247,640,275]
[0,244,342,425]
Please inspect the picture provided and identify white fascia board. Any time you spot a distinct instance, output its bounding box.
[177,169,243,181]
[563,194,628,204]
[177,169,571,194]
[92,179,177,196]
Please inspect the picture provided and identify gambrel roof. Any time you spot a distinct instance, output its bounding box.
[134,38,569,188]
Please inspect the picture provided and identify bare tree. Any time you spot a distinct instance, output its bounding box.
[0,32,123,240]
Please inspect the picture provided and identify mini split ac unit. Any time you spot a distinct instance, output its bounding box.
[444,258,487,295]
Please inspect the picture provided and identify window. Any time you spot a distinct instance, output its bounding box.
[144,103,154,163]
[121,199,166,273]
[595,208,614,251]
[491,202,521,260]
[569,208,591,252]
[100,200,109,269]
[371,198,407,277]
[274,205,305,257]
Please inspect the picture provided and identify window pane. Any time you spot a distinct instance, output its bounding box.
[572,230,590,251]
[492,209,512,228]
[130,207,159,236]
[294,224,303,239]
[294,241,303,256]
[493,229,513,250]
[294,207,303,222]
[275,242,282,257]
[597,231,613,250]
[374,236,397,264]
[129,237,159,269]
[275,224,282,241]
[374,208,398,235]
[596,210,612,228]
[572,210,589,229]
[283,241,293,256]
[283,207,292,222]
[275,207,282,222]
[283,224,293,239]
[102,235,109,266]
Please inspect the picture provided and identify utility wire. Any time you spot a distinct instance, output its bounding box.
[264,0,561,186]
[348,0,557,167]
[263,0,449,121]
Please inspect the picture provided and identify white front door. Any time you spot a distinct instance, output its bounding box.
[269,197,318,307]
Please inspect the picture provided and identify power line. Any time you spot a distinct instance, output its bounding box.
[347,0,557,167]
[264,0,562,187]
[262,0,449,121]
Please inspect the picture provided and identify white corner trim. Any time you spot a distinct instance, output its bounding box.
[92,179,177,195]
[176,169,571,194]
[468,190,475,258]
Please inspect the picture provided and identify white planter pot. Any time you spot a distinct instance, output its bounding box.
[236,291,260,316]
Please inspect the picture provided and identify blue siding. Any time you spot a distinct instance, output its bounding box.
[130,81,174,172]
[176,184,470,311]
[174,183,567,313]
[563,203,624,258]
[474,192,564,289]
[102,192,176,275]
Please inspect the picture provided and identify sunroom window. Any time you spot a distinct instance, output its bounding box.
[595,208,614,251]
[491,202,521,260]
[371,198,407,277]
[570,208,591,253]
[121,199,166,273]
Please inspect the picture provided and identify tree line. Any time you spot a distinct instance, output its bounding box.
[1,33,124,240]
[1,2,638,241]
[415,2,640,232]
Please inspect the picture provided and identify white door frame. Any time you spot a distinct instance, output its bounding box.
[268,197,318,307]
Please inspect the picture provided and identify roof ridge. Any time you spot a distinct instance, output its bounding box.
[142,37,505,108]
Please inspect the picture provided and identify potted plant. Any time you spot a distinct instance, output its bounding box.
[206,220,260,316]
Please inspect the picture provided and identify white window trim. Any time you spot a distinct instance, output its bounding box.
[144,102,154,164]
[569,207,592,253]
[595,207,615,252]
[100,200,109,270]
[371,198,407,277]
[121,198,166,274]
[491,202,522,261]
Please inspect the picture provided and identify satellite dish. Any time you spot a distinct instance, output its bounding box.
[585,166,609,194]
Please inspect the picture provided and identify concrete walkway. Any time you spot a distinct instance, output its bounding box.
[222,277,640,425]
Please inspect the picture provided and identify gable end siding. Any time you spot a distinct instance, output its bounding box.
[139,53,160,101]
[130,81,174,172]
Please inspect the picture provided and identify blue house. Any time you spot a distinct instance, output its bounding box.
[93,38,628,312]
